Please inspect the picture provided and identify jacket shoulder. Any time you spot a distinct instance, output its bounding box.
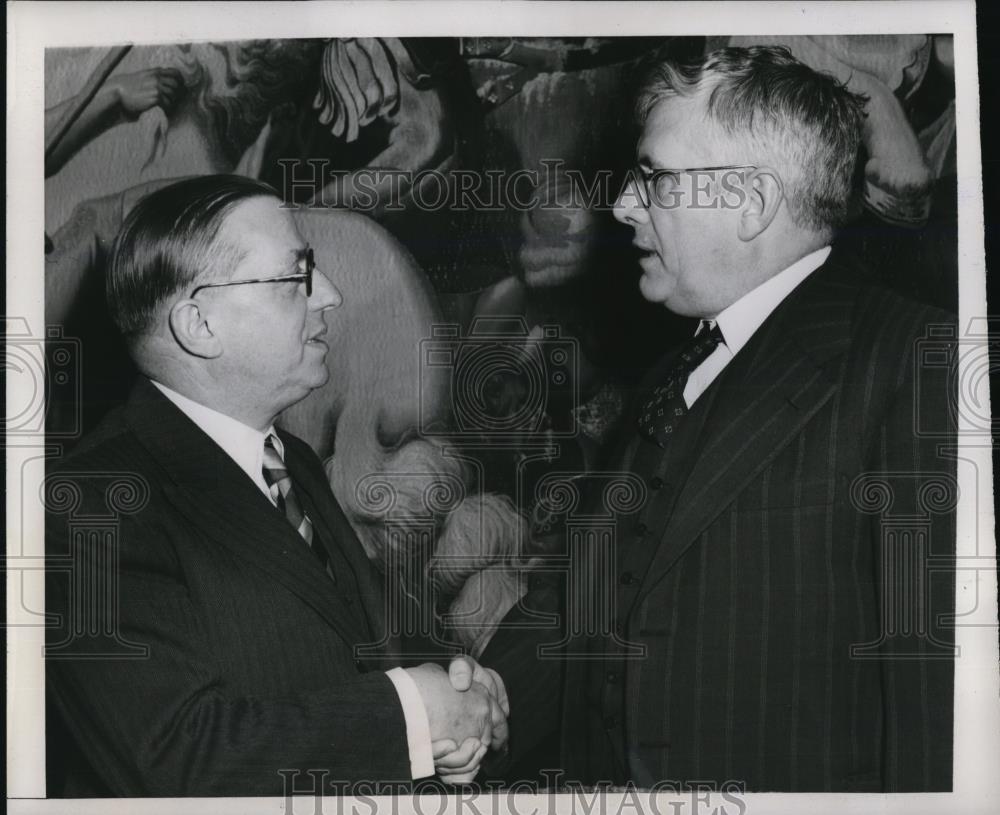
[51,405,148,475]
[815,253,955,364]
[848,281,956,373]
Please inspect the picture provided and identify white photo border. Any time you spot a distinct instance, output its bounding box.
[7,2,996,814]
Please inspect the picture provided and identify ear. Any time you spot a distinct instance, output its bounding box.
[168,299,223,359]
[737,167,784,242]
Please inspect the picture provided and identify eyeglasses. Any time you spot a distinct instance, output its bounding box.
[631,165,757,209]
[191,247,315,297]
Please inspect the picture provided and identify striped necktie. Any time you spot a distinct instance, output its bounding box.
[638,321,724,448]
[262,434,328,569]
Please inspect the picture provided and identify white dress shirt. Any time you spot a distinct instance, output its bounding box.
[151,380,435,779]
[684,246,832,407]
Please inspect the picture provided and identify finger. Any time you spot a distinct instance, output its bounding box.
[335,40,363,142]
[469,662,497,699]
[155,75,178,94]
[431,739,458,760]
[438,742,488,776]
[438,768,479,785]
[433,736,480,770]
[486,668,510,716]
[368,38,400,117]
[448,655,474,691]
[315,69,334,125]
[350,39,381,125]
[491,717,510,751]
[328,44,353,139]
[157,69,182,87]
[489,696,509,750]
[157,78,181,105]
[479,714,493,750]
[156,91,179,111]
[158,79,182,101]
[438,742,488,779]
[324,41,346,137]
[313,41,333,118]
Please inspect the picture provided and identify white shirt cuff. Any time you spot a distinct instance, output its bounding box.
[385,667,435,779]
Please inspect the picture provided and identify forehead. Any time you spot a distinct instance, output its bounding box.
[637,95,718,167]
[218,196,303,259]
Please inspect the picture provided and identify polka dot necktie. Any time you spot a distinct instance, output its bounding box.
[262,434,328,569]
[637,321,724,448]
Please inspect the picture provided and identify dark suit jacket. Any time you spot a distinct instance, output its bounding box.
[561,254,956,791]
[45,379,413,796]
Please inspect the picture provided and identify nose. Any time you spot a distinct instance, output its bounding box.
[613,174,648,227]
[311,268,342,310]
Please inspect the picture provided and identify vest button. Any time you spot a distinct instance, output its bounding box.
[620,571,635,585]
[650,476,664,490]
[635,522,648,536]
[606,672,619,684]
[604,715,620,730]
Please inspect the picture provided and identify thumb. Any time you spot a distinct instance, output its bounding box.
[431,739,458,760]
[448,655,474,691]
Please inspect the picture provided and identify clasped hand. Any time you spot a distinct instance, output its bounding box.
[407,655,509,783]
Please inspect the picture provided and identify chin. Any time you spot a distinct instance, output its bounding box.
[309,366,331,388]
[638,272,673,306]
[294,363,330,394]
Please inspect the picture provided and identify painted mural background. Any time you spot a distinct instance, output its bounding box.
[43,34,958,651]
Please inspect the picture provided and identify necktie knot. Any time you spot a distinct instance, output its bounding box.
[261,434,327,571]
[637,321,725,448]
[688,320,724,358]
[262,435,288,488]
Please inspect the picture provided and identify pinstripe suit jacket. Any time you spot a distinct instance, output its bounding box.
[46,379,412,796]
[561,254,956,791]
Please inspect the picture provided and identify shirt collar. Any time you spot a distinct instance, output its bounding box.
[150,380,283,485]
[708,245,831,354]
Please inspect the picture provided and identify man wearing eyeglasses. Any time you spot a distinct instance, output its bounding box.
[560,46,955,792]
[45,175,508,796]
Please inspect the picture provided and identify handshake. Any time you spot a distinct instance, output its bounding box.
[406,656,510,783]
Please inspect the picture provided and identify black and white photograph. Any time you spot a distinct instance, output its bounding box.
[5,2,998,814]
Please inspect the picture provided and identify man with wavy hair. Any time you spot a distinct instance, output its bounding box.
[560,45,955,792]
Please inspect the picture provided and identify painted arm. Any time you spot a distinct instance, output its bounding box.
[45,67,184,177]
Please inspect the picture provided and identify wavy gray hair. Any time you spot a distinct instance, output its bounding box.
[636,45,868,232]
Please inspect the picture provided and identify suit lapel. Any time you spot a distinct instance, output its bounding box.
[633,259,859,605]
[279,434,393,658]
[124,380,369,650]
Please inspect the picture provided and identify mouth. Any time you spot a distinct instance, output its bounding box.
[306,329,328,347]
[633,243,659,268]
